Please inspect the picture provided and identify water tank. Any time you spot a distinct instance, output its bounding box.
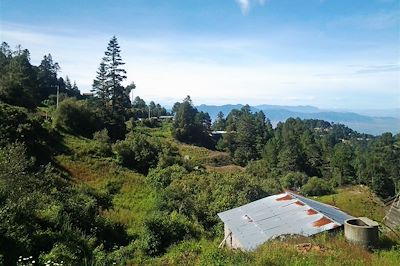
[344,217,379,249]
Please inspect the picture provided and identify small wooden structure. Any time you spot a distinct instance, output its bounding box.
[383,193,400,232]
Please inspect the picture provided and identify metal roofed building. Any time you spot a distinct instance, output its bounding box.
[217,191,354,251]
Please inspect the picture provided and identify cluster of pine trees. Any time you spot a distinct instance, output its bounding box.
[209,106,400,198]
[0,43,80,109]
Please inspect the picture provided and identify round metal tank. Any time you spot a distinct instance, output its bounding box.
[344,217,379,249]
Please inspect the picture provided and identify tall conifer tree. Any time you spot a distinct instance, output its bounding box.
[92,36,133,139]
[92,36,132,115]
[92,60,109,103]
[104,36,128,114]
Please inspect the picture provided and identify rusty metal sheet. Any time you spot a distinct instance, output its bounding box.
[217,191,353,251]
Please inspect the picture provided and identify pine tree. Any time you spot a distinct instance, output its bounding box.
[172,96,212,147]
[91,36,135,139]
[0,45,38,108]
[71,81,80,97]
[37,54,60,101]
[104,36,128,114]
[92,36,132,116]
[65,76,72,91]
[212,111,226,131]
[92,59,109,104]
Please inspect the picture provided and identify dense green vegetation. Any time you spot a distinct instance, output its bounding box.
[215,107,400,198]
[1,39,399,265]
[172,96,213,148]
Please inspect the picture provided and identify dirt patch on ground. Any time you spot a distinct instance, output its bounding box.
[296,243,327,254]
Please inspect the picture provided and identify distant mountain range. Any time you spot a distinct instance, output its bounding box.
[196,104,400,135]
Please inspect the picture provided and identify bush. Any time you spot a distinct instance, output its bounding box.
[112,134,158,173]
[300,176,333,196]
[246,160,269,178]
[281,172,309,191]
[0,143,130,264]
[0,103,54,161]
[147,164,188,189]
[93,129,112,156]
[140,211,200,256]
[39,243,80,265]
[161,171,268,229]
[261,178,282,195]
[153,141,183,169]
[53,98,102,137]
[104,114,127,141]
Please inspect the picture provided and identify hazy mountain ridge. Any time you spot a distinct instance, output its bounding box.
[196,104,400,135]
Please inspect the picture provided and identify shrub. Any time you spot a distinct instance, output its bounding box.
[39,243,80,265]
[53,98,101,137]
[281,172,309,191]
[0,103,54,161]
[246,160,269,179]
[112,134,158,173]
[104,114,127,141]
[93,128,110,143]
[161,171,268,229]
[140,211,200,256]
[153,141,183,169]
[300,176,333,196]
[93,129,112,156]
[261,178,282,195]
[147,165,188,189]
[0,143,130,264]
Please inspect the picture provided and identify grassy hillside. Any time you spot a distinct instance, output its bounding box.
[54,126,399,266]
[152,234,400,266]
[315,186,386,222]
[57,155,157,237]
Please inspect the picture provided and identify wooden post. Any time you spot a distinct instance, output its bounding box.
[218,232,232,248]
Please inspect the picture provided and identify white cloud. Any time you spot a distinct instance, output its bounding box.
[235,0,267,15]
[1,22,398,109]
[236,0,250,14]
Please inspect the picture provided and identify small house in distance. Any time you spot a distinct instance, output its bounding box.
[217,191,354,251]
[159,115,174,121]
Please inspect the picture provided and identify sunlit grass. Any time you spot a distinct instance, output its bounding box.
[315,185,385,222]
[146,233,399,266]
[255,233,399,266]
[178,144,231,166]
[56,132,158,237]
[206,165,244,174]
[57,132,398,266]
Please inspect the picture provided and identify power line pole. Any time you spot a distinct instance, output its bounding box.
[56,85,60,109]
[148,105,151,119]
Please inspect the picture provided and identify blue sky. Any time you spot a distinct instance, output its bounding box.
[1,0,399,109]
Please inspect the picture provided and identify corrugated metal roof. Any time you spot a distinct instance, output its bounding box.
[217,191,354,251]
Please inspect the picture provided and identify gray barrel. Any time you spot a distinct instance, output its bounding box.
[344,217,379,249]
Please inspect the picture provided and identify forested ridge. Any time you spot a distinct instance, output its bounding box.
[0,38,399,265]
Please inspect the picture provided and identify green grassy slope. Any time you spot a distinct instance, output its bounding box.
[56,131,158,238]
[55,126,399,266]
[315,186,386,222]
